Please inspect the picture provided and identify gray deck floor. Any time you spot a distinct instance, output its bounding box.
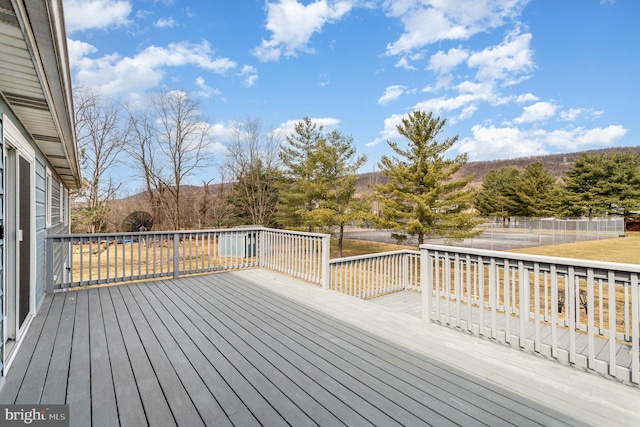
[1,269,639,426]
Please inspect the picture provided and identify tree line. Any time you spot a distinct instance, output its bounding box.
[475,151,640,221]
[72,88,639,255]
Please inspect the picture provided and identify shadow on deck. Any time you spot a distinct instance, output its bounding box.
[1,269,639,426]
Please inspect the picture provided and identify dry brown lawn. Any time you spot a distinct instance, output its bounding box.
[509,232,640,265]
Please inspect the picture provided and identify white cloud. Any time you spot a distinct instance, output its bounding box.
[559,108,605,122]
[457,124,546,160]
[378,85,406,104]
[366,113,405,147]
[384,0,530,55]
[513,101,557,123]
[457,123,628,160]
[277,117,341,136]
[451,105,478,123]
[194,77,221,99]
[412,80,504,117]
[467,30,534,83]
[210,121,235,148]
[238,65,259,87]
[544,125,627,150]
[253,0,353,62]
[428,47,469,74]
[514,93,539,103]
[67,38,98,65]
[560,108,583,122]
[64,0,132,33]
[155,17,177,28]
[395,57,416,70]
[71,41,237,97]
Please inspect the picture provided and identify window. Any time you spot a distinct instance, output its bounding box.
[52,177,60,223]
[45,167,52,228]
[62,187,69,226]
[59,182,64,223]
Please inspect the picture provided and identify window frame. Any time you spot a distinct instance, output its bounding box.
[45,167,52,228]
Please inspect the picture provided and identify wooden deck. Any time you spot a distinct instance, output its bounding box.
[1,269,639,426]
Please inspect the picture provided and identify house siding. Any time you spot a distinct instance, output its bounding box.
[1,99,72,367]
[0,116,3,372]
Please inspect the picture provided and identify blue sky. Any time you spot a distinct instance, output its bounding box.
[64,0,639,187]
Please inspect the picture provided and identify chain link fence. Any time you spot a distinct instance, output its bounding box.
[343,217,625,251]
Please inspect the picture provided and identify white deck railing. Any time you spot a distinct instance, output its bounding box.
[46,227,638,384]
[46,227,330,291]
[421,244,639,385]
[329,250,420,298]
[259,228,331,288]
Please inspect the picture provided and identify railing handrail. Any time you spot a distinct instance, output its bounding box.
[330,249,420,265]
[49,226,267,240]
[421,243,640,273]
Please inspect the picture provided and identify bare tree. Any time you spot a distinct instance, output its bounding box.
[73,87,126,232]
[209,171,234,227]
[124,105,169,229]
[226,116,282,226]
[152,91,213,229]
[125,91,213,230]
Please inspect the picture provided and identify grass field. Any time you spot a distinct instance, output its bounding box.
[509,231,640,264]
[329,238,409,259]
[335,232,639,265]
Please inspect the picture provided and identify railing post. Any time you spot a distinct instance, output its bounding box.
[46,236,54,293]
[173,232,180,280]
[402,253,409,291]
[258,228,265,268]
[321,234,330,290]
[420,247,431,323]
[631,273,639,384]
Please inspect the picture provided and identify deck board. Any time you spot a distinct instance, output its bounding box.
[125,284,231,427]
[40,294,75,404]
[193,275,472,426]
[88,289,119,427]
[156,280,317,427]
[15,294,64,404]
[165,279,347,426]
[1,269,638,426]
[108,285,177,427]
[66,290,92,427]
[147,280,289,427]
[118,285,206,427]
[180,276,409,426]
[98,287,147,427]
[214,274,574,427]
[0,295,53,404]
[136,283,258,427]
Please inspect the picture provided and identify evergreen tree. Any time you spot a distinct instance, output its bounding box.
[602,151,640,219]
[277,119,367,249]
[475,166,521,218]
[563,153,607,217]
[277,117,324,230]
[375,110,480,244]
[565,151,640,220]
[510,162,564,217]
[308,131,367,257]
